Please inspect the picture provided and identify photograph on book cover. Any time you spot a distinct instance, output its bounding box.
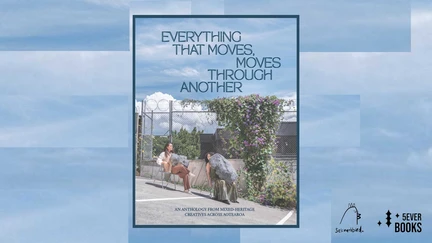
[133,15,299,227]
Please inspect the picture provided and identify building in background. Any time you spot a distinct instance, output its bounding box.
[199,121,297,159]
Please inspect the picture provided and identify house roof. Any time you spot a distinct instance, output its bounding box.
[199,134,214,143]
[276,122,297,136]
[201,121,297,138]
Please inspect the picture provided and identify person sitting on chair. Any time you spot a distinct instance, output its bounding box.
[156,142,173,173]
[205,152,239,205]
[157,142,194,193]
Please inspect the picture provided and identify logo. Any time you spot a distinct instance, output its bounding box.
[377,210,422,233]
[335,203,364,233]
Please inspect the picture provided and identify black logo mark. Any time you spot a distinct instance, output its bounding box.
[339,203,362,225]
[386,210,392,227]
[335,203,364,234]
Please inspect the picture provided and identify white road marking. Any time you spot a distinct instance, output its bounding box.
[276,210,294,225]
[136,196,205,202]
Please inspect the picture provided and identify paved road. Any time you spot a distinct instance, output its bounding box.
[135,176,297,226]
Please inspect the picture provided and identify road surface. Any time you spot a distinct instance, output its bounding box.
[135,176,297,226]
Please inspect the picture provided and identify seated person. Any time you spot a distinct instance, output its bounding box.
[205,152,239,205]
[157,142,194,193]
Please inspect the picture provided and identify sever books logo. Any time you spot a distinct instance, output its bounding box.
[335,203,364,233]
[377,210,422,233]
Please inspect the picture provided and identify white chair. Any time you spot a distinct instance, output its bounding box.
[153,162,177,190]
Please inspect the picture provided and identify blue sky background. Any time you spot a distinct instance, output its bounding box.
[0,95,129,147]
[222,0,412,52]
[300,95,360,147]
[0,52,131,95]
[2,0,432,243]
[0,148,130,243]
[135,17,297,101]
[0,0,129,50]
[0,0,411,51]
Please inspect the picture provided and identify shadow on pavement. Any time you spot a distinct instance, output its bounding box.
[143,181,234,206]
[144,182,177,191]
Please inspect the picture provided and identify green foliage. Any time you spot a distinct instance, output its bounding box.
[172,127,203,159]
[152,127,203,159]
[260,158,296,208]
[152,136,169,157]
[236,158,296,209]
[182,94,292,196]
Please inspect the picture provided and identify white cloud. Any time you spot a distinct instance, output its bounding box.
[162,67,200,78]
[129,1,192,50]
[135,92,217,133]
[0,188,127,243]
[191,0,224,14]
[84,0,129,8]
[136,92,296,134]
[134,18,296,62]
[0,97,128,147]
[407,147,432,168]
[0,52,130,95]
[299,8,432,94]
[130,0,191,15]
[280,93,297,110]
[136,92,176,114]
[412,9,432,29]
[376,128,403,138]
[301,109,360,147]
[14,148,129,168]
[0,1,128,38]
[136,92,207,114]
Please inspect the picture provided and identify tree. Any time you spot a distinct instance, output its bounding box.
[182,94,292,196]
[152,127,203,159]
[152,136,169,157]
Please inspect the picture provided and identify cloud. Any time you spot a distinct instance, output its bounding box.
[0,95,129,147]
[0,52,130,95]
[162,67,201,78]
[130,0,191,15]
[300,7,432,94]
[134,17,297,100]
[0,0,129,50]
[131,7,298,156]
[191,0,224,14]
[129,1,192,49]
[300,109,360,147]
[136,92,296,135]
[0,147,130,243]
[5,148,129,168]
[134,18,296,61]
[136,92,218,134]
[411,9,432,28]
[407,146,432,168]
[225,0,410,52]
[0,187,128,243]
[300,95,360,147]
[358,94,432,165]
[375,128,404,138]
[84,0,129,8]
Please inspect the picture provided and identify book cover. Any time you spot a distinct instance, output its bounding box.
[133,15,299,227]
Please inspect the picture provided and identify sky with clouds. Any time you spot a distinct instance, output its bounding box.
[1,0,431,243]
[0,0,411,51]
[134,17,297,101]
[0,148,130,243]
[0,0,129,50]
